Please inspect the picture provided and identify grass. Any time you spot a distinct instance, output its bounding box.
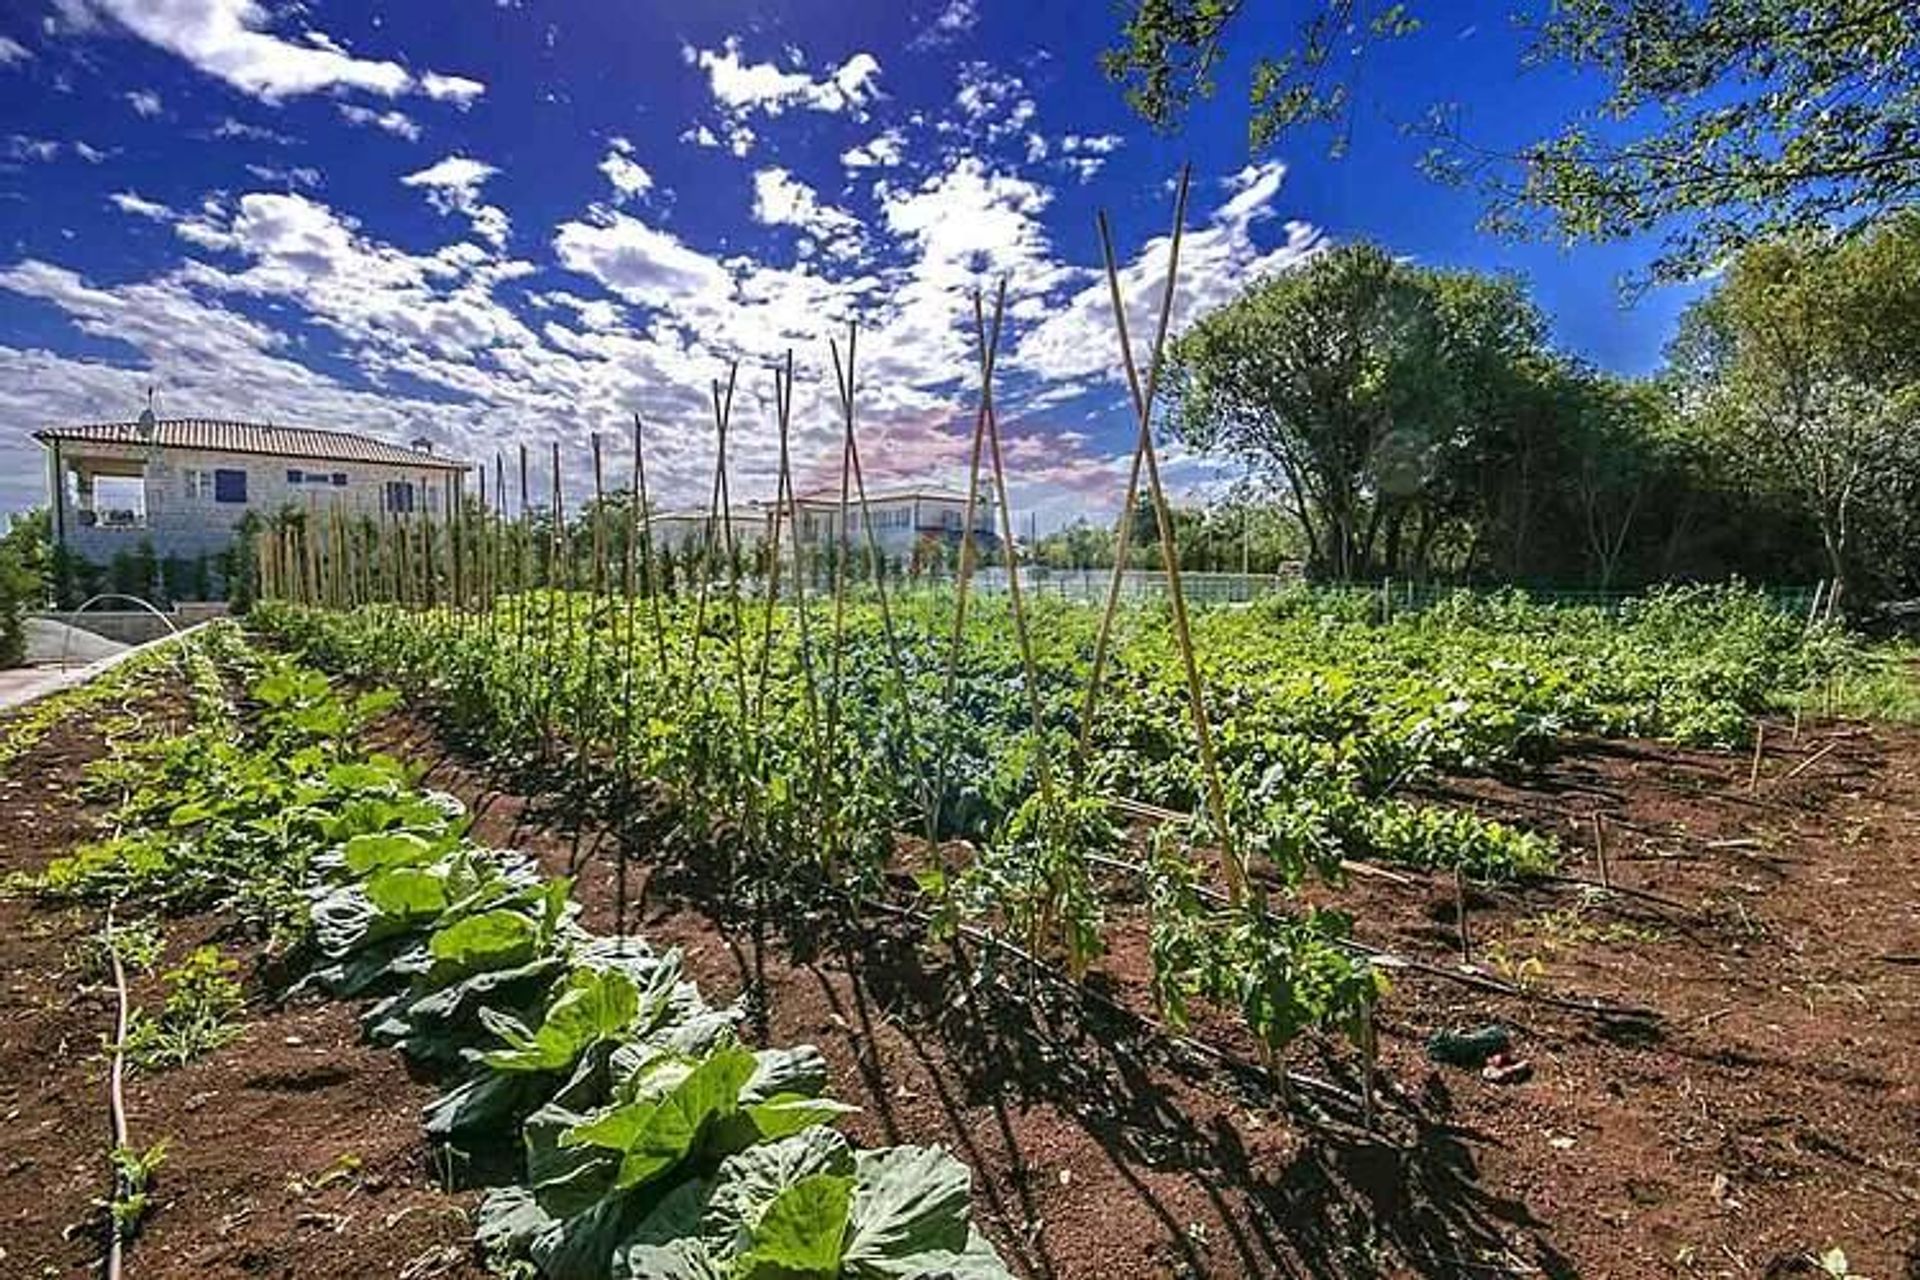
[1801,642,1920,723]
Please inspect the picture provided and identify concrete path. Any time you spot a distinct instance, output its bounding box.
[0,621,210,714]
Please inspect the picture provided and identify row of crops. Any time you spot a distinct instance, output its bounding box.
[17,625,1016,1280]
[250,579,1849,1066]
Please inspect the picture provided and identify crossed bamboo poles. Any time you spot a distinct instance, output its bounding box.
[251,167,1246,906]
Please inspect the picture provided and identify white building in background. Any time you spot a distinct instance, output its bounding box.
[643,487,998,560]
[645,505,772,553]
[790,487,997,557]
[34,413,468,569]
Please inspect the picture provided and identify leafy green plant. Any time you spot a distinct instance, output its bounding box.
[99,1139,168,1238]
[935,792,1115,979]
[123,946,245,1070]
[75,917,166,980]
[611,1132,1010,1279]
[1147,846,1384,1062]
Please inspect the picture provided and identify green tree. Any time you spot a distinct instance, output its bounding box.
[0,509,47,667]
[1168,244,1550,581]
[1105,2,1920,281]
[1666,213,1920,604]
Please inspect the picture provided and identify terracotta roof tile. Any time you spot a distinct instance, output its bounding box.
[33,418,468,471]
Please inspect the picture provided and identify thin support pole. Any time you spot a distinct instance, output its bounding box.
[974,279,1054,806]
[632,414,668,669]
[927,284,1001,848]
[1455,866,1472,964]
[1095,167,1244,902]
[832,325,931,829]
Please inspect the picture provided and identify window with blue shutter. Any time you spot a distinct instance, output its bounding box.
[214,468,248,503]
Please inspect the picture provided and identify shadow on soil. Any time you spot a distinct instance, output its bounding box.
[365,708,1577,1279]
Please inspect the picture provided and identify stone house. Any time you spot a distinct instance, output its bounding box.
[35,414,468,580]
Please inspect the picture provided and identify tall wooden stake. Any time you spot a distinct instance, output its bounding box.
[1095,168,1244,902]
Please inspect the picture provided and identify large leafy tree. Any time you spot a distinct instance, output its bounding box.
[1666,212,1920,603]
[1104,1,1920,281]
[1167,243,1550,581]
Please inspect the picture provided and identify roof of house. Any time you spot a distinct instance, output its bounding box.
[33,417,469,472]
[790,485,979,508]
[646,506,768,524]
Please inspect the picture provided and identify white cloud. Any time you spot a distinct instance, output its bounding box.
[1011,162,1322,387]
[598,140,653,204]
[402,155,497,202]
[244,162,321,189]
[212,116,296,144]
[675,119,755,157]
[66,0,483,104]
[0,35,31,64]
[421,71,485,105]
[402,154,508,247]
[73,141,107,162]
[752,167,860,245]
[688,37,881,120]
[910,0,978,49]
[125,88,162,116]
[5,135,61,162]
[1062,134,1122,155]
[952,62,1034,139]
[841,129,904,170]
[109,191,172,219]
[336,102,420,140]
[881,156,1062,288]
[553,211,733,306]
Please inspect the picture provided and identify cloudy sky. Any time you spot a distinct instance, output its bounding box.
[0,1,1701,524]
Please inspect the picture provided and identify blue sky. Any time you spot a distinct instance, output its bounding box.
[0,1,1702,525]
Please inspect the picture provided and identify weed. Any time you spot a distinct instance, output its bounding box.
[74,917,166,981]
[99,1140,168,1238]
[1515,905,1664,951]
[287,1152,363,1197]
[1483,940,1547,989]
[122,946,245,1070]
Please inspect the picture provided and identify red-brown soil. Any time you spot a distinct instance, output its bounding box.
[6,658,1918,1280]
[0,677,488,1280]
[365,708,1920,1280]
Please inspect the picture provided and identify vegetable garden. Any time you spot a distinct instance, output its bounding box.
[2,192,1914,1279]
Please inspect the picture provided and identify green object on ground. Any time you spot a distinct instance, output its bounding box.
[1426,1024,1511,1068]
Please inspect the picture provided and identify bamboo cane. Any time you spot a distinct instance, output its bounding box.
[973,280,1054,806]
[928,284,1001,849]
[632,413,668,669]
[831,325,932,831]
[1095,169,1244,903]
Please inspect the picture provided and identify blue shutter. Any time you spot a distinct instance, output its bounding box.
[214,468,248,503]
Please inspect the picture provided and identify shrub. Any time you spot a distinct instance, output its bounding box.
[0,541,39,667]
